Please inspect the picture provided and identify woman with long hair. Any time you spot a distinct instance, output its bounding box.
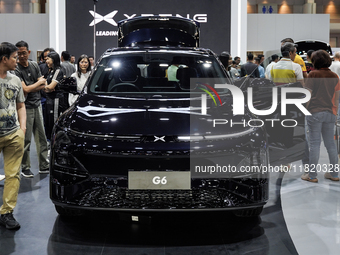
[44,51,64,140]
[68,54,91,105]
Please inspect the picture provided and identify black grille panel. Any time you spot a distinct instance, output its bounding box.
[74,187,260,209]
[52,176,268,210]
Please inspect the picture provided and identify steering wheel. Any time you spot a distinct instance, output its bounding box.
[109,83,140,92]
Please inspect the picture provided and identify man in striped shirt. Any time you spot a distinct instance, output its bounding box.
[269,42,304,169]
[280,38,307,78]
[270,42,304,86]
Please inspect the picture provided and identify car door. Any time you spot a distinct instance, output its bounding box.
[235,77,307,166]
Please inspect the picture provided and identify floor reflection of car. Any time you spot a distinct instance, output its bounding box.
[50,16,305,218]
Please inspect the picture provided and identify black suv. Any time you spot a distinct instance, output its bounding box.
[50,16,305,217]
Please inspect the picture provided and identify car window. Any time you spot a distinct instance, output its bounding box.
[88,52,230,97]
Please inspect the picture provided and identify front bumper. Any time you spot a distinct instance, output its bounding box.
[50,176,268,211]
[50,124,269,211]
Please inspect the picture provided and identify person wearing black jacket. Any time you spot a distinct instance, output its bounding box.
[240,53,260,78]
[44,51,64,140]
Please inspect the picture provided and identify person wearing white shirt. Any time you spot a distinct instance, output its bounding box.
[270,43,303,85]
[330,51,340,77]
[69,55,91,106]
[330,51,340,122]
[265,54,279,79]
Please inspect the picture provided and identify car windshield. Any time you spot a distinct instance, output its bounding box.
[88,51,230,98]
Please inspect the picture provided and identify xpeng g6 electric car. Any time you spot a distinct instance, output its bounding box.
[50,16,306,217]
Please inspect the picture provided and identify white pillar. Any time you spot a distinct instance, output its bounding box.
[49,0,66,53]
[230,0,247,63]
[303,0,316,13]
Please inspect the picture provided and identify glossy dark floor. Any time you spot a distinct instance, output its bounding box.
[3,144,340,255]
[0,161,297,255]
[3,137,328,255]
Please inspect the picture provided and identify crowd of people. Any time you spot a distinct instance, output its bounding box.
[1,36,340,230]
[0,41,93,229]
[221,38,340,184]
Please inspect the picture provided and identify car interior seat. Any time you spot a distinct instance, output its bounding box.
[176,67,198,90]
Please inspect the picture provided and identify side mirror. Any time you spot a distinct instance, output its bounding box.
[56,77,78,94]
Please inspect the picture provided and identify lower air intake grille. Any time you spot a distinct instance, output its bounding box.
[75,187,254,209]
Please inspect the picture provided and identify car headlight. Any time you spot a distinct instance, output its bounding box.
[235,149,269,178]
[178,128,256,141]
[53,131,76,168]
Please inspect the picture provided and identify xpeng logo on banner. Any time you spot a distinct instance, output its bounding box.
[200,84,311,128]
[89,11,118,26]
[89,11,208,26]
[89,10,207,36]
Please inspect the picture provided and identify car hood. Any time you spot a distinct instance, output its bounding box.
[59,94,256,138]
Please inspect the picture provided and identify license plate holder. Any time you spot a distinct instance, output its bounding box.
[128,171,191,190]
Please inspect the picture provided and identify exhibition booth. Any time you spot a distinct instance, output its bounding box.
[0,1,339,255]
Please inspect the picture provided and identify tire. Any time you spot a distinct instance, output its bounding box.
[55,205,85,218]
[233,206,263,217]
